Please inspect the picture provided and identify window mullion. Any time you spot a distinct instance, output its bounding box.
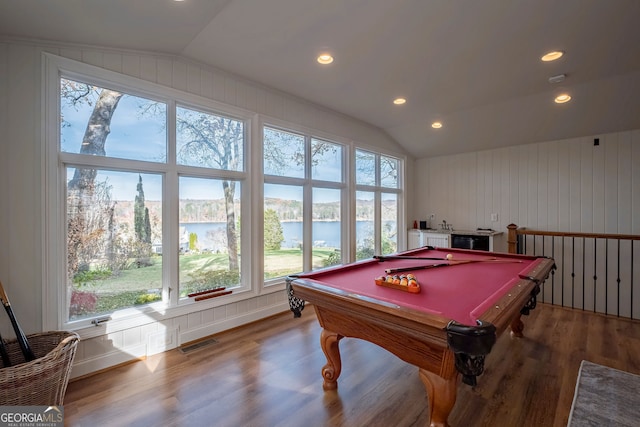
[374,191,382,255]
[303,136,313,271]
[166,101,179,306]
[344,145,354,263]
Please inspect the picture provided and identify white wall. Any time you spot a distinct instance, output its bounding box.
[413,130,640,251]
[0,38,409,377]
[414,131,640,319]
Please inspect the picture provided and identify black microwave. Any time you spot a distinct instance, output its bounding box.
[451,234,490,251]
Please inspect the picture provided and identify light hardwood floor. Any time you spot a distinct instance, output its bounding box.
[64,303,640,427]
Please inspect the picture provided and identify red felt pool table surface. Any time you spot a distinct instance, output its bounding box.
[295,246,546,326]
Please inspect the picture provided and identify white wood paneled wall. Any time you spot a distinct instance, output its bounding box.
[414,130,640,318]
[415,130,640,243]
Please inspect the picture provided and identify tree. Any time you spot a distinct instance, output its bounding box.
[63,80,335,281]
[189,233,198,251]
[65,83,123,277]
[263,129,337,176]
[67,179,115,274]
[63,82,244,273]
[263,209,284,251]
[134,174,151,244]
[144,208,152,245]
[67,88,123,188]
[175,108,243,271]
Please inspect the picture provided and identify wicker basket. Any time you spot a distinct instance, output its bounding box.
[0,331,79,405]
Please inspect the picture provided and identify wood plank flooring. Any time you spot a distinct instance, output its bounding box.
[63,304,640,427]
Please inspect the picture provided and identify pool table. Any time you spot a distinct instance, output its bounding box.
[286,246,555,427]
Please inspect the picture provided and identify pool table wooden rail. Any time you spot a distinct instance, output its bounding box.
[473,257,554,336]
[288,252,556,427]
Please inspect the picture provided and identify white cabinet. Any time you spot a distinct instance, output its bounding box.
[408,229,502,251]
[407,229,423,249]
[424,233,449,248]
[407,230,450,249]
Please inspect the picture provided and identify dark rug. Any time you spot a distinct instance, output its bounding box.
[568,360,640,426]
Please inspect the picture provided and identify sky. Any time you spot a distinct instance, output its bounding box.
[61,89,167,163]
[60,80,378,205]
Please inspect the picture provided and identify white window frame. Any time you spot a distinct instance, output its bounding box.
[42,53,256,332]
[353,146,406,256]
[261,118,350,286]
[41,53,406,334]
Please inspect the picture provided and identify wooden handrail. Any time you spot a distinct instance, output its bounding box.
[506,223,640,319]
[507,223,640,253]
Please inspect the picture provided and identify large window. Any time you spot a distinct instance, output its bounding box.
[178,177,242,298]
[65,169,165,320]
[57,73,248,325]
[355,149,401,259]
[263,126,345,280]
[46,55,404,330]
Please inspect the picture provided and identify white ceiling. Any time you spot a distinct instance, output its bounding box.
[1,0,639,158]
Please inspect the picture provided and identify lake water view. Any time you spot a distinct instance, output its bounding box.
[180,221,378,251]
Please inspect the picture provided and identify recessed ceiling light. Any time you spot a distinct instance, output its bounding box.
[393,97,406,105]
[431,121,443,129]
[541,51,564,62]
[317,54,334,65]
[554,93,571,104]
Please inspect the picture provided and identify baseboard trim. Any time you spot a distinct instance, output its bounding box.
[70,343,147,379]
[68,302,290,379]
[178,302,289,344]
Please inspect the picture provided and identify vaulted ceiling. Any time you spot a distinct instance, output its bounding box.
[1,0,639,158]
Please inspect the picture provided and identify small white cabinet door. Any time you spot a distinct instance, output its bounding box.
[424,233,450,248]
[407,230,452,249]
[407,230,423,249]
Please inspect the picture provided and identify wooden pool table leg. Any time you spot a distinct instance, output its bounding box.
[510,314,525,337]
[419,368,459,427]
[320,329,343,390]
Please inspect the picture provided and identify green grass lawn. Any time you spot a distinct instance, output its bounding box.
[70,248,340,319]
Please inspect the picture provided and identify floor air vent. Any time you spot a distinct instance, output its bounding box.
[179,338,218,354]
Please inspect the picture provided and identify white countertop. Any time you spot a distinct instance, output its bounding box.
[409,228,503,236]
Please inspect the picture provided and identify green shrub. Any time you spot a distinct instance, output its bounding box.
[73,268,112,286]
[135,292,162,305]
[323,250,342,267]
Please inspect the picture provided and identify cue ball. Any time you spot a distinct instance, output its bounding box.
[446,253,453,260]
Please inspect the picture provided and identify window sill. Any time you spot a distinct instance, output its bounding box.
[66,285,279,340]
